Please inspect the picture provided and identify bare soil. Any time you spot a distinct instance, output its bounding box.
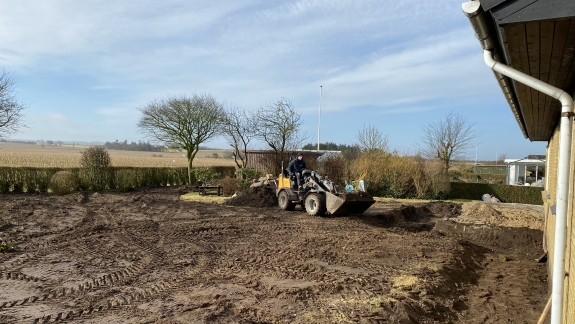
[0,188,548,323]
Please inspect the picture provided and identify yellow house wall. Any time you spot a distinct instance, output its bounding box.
[545,118,575,323]
[566,118,575,323]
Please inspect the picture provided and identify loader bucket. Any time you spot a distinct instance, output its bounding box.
[325,192,375,215]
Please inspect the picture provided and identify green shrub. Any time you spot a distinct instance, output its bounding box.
[236,179,253,192]
[234,167,261,192]
[115,169,138,192]
[210,166,236,178]
[449,169,462,180]
[34,169,55,192]
[80,146,111,191]
[49,171,79,195]
[236,167,260,180]
[193,167,221,185]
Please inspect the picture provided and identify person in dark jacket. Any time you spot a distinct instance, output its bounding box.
[288,153,307,189]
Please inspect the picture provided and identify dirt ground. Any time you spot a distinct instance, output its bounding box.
[0,187,548,323]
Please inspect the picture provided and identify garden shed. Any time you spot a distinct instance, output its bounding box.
[245,150,323,173]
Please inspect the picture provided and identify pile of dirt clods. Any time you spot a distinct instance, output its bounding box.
[226,186,277,208]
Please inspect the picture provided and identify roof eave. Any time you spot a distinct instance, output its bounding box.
[463,1,529,139]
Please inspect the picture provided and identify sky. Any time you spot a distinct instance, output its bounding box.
[0,0,547,160]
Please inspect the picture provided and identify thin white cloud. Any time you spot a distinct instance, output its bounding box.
[0,0,255,66]
[47,113,69,121]
[4,0,538,159]
[96,107,136,118]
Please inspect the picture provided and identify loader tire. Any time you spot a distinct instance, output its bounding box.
[305,193,326,216]
[278,190,295,211]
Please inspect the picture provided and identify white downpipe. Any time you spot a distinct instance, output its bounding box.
[484,50,574,324]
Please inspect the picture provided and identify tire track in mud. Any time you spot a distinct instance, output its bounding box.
[26,203,212,323]
[29,255,211,324]
[13,202,390,322]
[0,256,152,312]
[2,206,171,323]
[219,216,409,301]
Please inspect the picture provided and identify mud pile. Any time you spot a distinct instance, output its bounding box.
[226,186,277,208]
[425,201,461,218]
[458,201,543,230]
[363,201,462,227]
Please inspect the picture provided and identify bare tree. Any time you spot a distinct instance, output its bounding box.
[356,124,389,154]
[497,153,507,165]
[0,69,26,138]
[254,98,307,173]
[418,111,479,172]
[221,105,256,169]
[137,94,224,184]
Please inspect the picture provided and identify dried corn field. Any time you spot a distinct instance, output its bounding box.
[0,143,235,168]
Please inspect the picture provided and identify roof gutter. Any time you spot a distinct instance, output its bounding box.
[463,2,574,323]
[462,1,528,139]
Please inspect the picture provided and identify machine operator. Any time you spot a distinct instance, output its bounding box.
[288,153,306,189]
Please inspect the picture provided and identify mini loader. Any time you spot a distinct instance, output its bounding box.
[276,168,375,216]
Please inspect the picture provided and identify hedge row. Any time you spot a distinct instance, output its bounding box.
[1,166,544,205]
[457,173,506,183]
[0,166,236,193]
[450,182,544,205]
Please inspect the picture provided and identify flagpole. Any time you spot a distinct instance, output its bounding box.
[317,85,322,151]
[475,145,478,165]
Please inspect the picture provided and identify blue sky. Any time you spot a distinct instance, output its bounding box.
[0,0,546,160]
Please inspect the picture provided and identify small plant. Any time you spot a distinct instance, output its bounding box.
[193,167,221,185]
[235,167,260,180]
[235,167,261,192]
[0,239,17,253]
[498,255,509,262]
[448,169,462,180]
[49,171,79,195]
[236,179,252,192]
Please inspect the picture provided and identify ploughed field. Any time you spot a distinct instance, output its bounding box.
[0,187,547,323]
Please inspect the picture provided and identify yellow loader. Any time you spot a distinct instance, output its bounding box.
[276,169,375,216]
